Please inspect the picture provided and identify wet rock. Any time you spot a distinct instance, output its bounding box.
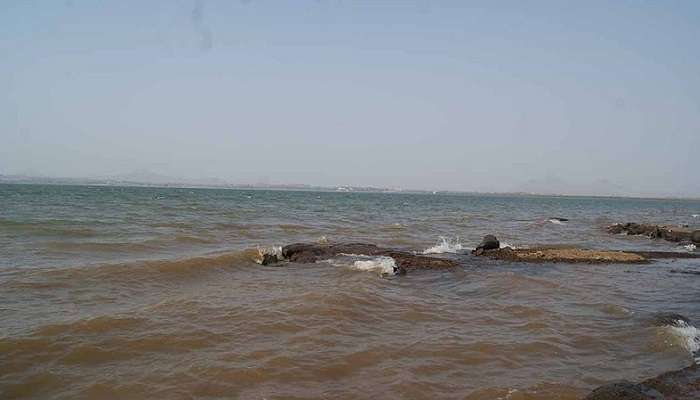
[608,223,693,243]
[472,235,500,255]
[280,242,458,272]
[586,364,700,400]
[651,313,691,328]
[584,382,662,400]
[474,247,647,264]
[259,253,279,265]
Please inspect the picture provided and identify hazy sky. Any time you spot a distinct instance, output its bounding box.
[1,1,699,196]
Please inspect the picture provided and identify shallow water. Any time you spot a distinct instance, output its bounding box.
[1,184,699,399]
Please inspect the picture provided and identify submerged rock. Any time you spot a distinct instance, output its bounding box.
[472,235,500,255]
[280,242,458,272]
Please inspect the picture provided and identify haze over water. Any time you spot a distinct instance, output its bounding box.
[1,184,699,399]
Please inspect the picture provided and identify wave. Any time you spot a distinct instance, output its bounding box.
[322,254,399,276]
[12,249,262,288]
[0,218,97,237]
[656,315,700,362]
[351,256,398,276]
[253,245,283,264]
[423,237,469,254]
[547,218,567,225]
[683,244,697,252]
[43,235,217,253]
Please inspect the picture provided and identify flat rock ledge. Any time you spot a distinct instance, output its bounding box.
[608,223,699,244]
[584,363,700,400]
[280,242,458,272]
[476,247,648,264]
[474,247,700,264]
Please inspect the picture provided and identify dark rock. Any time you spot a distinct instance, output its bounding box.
[260,253,279,266]
[584,382,662,400]
[651,313,691,328]
[584,382,663,400]
[607,223,693,243]
[586,363,700,400]
[472,235,500,255]
[281,242,458,272]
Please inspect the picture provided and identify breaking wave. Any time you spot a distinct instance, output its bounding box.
[322,254,398,276]
[352,256,398,275]
[423,237,468,254]
[658,316,700,362]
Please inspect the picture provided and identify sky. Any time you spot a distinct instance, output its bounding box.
[1,1,699,196]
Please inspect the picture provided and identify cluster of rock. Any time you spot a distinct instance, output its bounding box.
[607,223,700,244]
[260,242,458,274]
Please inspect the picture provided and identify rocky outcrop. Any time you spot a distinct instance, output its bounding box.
[607,223,698,244]
[472,235,500,255]
[279,242,458,272]
[475,247,648,264]
[471,245,699,264]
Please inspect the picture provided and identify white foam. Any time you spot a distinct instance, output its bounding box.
[547,218,565,225]
[692,214,699,218]
[254,245,283,264]
[500,241,517,249]
[423,237,468,254]
[668,320,700,359]
[352,256,397,275]
[684,244,697,252]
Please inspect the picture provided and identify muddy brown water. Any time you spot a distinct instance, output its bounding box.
[1,184,699,399]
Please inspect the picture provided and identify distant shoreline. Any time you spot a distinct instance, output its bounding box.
[1,177,698,201]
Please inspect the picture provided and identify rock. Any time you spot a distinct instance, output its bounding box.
[586,364,700,400]
[584,382,662,400]
[692,230,700,244]
[652,313,691,327]
[473,247,648,264]
[281,242,458,272]
[472,235,500,255]
[259,253,279,265]
[607,223,693,243]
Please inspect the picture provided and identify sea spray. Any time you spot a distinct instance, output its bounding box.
[668,320,700,363]
[254,245,283,265]
[423,237,467,254]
